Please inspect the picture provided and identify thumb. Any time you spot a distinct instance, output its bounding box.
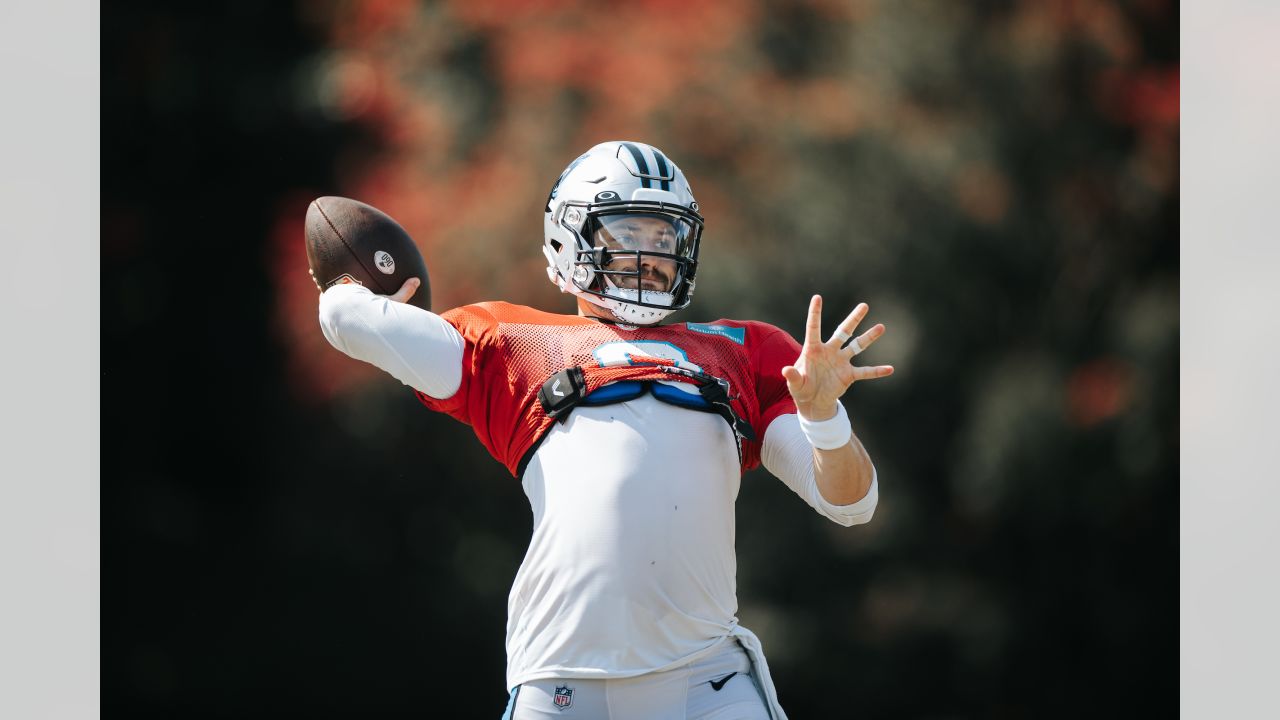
[781,365,801,386]
[389,277,420,304]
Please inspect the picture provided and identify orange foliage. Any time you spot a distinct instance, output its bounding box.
[1066,358,1134,428]
[272,0,1177,401]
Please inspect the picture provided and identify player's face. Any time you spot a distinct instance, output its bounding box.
[594,215,681,292]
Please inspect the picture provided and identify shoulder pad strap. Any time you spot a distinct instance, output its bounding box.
[538,367,587,423]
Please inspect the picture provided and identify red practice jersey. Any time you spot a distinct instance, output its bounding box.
[415,302,803,476]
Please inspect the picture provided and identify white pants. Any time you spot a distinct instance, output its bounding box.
[502,640,771,720]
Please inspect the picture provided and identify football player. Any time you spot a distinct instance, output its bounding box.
[319,141,893,719]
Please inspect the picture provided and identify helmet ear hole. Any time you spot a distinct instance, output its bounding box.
[550,239,563,252]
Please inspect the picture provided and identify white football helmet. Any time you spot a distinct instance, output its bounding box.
[543,141,703,325]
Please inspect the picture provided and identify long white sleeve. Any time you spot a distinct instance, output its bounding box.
[317,283,465,399]
[760,413,878,526]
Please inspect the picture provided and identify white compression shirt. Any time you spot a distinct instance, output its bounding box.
[318,284,878,695]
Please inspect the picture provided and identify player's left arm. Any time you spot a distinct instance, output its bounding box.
[779,295,893,507]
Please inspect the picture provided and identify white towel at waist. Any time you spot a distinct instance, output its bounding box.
[730,624,788,720]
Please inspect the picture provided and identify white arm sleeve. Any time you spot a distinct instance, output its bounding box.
[317,283,465,399]
[760,413,878,526]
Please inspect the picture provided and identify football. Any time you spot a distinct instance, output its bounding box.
[304,196,431,311]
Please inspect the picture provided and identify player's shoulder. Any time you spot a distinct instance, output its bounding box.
[443,301,591,328]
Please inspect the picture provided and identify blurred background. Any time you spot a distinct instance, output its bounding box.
[104,0,1177,716]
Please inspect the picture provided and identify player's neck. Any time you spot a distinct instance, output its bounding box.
[576,300,611,323]
[576,301,668,328]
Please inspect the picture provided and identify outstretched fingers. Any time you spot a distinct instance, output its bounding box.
[844,363,895,384]
[801,297,893,379]
[828,303,869,347]
[803,295,823,347]
[841,323,886,357]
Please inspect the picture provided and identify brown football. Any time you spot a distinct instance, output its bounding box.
[304,196,431,311]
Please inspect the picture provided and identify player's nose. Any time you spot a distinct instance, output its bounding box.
[639,257,666,276]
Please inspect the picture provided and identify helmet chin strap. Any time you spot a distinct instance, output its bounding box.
[578,279,677,325]
[605,289,677,325]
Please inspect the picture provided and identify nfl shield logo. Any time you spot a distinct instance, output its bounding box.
[552,685,574,709]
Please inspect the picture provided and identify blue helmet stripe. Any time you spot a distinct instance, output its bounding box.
[652,149,672,191]
[621,142,652,189]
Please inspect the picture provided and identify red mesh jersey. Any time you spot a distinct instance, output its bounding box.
[415,302,802,477]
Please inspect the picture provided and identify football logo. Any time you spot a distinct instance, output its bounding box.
[552,685,574,709]
[374,250,395,274]
[324,273,363,289]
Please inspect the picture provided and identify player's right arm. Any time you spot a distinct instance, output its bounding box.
[317,277,464,399]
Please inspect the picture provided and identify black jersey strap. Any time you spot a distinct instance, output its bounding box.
[698,375,757,442]
[657,365,757,443]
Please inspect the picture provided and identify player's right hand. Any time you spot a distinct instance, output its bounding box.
[387,277,421,304]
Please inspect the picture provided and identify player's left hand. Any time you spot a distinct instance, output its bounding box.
[782,295,894,421]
